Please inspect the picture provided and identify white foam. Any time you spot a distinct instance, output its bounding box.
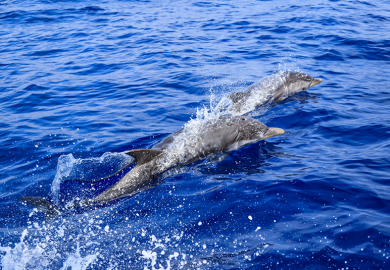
[227,71,287,116]
[157,101,228,170]
[141,249,182,270]
[60,243,97,270]
[0,224,99,270]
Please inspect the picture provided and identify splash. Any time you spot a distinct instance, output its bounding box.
[0,229,97,270]
[157,104,222,169]
[139,233,185,270]
[0,229,53,270]
[277,52,300,73]
[50,152,134,204]
[225,71,288,116]
[60,243,97,270]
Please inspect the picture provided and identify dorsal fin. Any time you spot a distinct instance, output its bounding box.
[228,92,247,103]
[125,149,163,165]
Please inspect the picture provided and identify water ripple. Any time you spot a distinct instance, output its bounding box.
[1,0,390,269]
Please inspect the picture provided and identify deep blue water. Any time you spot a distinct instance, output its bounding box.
[1,0,390,269]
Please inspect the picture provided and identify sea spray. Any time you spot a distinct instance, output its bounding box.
[50,152,134,204]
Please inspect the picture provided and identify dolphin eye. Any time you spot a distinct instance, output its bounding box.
[241,117,245,121]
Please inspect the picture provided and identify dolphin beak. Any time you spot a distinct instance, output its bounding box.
[309,78,323,88]
[262,127,285,140]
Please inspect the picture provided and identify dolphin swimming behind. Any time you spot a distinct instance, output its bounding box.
[220,71,323,115]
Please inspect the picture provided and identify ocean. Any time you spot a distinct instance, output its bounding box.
[1,0,390,269]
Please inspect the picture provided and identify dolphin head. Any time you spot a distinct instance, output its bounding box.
[273,71,323,102]
[213,116,285,152]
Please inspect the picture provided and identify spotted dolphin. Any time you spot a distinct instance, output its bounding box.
[91,115,284,203]
[223,71,323,115]
[19,115,284,220]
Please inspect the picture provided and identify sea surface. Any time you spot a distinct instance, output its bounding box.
[1,0,390,269]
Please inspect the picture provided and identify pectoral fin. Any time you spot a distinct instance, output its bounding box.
[206,153,230,165]
[125,149,163,165]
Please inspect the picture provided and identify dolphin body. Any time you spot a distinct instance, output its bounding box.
[92,115,284,203]
[223,71,323,115]
[19,115,284,221]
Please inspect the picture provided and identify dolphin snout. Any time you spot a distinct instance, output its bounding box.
[262,127,285,140]
[309,78,323,88]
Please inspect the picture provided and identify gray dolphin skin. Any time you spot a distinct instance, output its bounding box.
[92,116,284,203]
[19,116,284,221]
[227,71,323,115]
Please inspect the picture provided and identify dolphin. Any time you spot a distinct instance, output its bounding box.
[92,115,284,203]
[19,115,284,221]
[222,71,323,115]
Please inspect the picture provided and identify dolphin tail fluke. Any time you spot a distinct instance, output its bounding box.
[18,196,62,222]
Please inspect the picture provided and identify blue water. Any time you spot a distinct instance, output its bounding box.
[1,0,390,269]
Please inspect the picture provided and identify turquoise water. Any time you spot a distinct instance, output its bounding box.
[1,0,390,269]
